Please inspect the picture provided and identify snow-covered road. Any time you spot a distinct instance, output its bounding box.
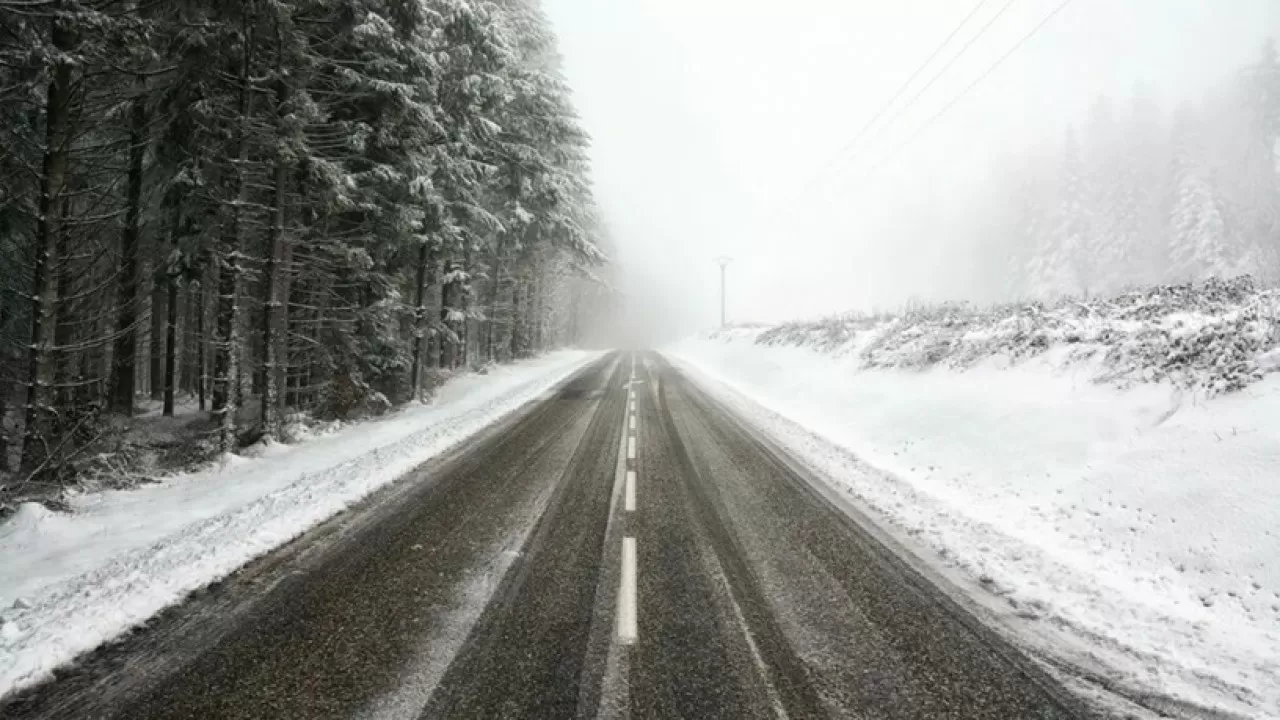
[2,352,1089,720]
[5,340,1275,718]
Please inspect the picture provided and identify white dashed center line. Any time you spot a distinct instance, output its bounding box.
[619,537,638,644]
[616,355,641,649]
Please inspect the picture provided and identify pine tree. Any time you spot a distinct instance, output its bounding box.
[1126,87,1173,285]
[1029,128,1090,298]
[1082,96,1125,293]
[1171,172,1229,279]
[1231,39,1280,280]
[0,0,607,493]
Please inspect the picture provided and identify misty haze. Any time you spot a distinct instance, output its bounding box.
[1,1,1278,719]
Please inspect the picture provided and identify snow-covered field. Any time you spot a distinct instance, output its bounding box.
[0,350,599,700]
[670,330,1280,719]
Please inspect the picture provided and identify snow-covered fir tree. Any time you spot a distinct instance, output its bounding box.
[977,40,1280,300]
[0,0,608,487]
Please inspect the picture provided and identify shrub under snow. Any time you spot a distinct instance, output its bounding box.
[751,276,1280,394]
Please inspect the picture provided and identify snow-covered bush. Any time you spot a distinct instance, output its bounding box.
[742,276,1280,394]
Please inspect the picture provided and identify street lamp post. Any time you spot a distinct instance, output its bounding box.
[715,256,731,328]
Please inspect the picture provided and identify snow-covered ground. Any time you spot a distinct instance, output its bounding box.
[0,350,599,700]
[670,331,1280,719]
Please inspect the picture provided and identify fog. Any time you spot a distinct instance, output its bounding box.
[543,0,1280,344]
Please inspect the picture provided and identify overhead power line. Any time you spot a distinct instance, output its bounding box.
[803,0,992,194]
[816,0,1025,195]
[854,0,1078,186]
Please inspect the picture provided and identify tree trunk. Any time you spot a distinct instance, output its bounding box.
[53,208,74,406]
[568,282,581,346]
[532,266,544,354]
[259,21,290,437]
[149,271,166,401]
[162,203,182,417]
[440,257,468,370]
[0,306,10,474]
[409,242,429,399]
[509,268,524,360]
[257,106,285,430]
[438,263,452,369]
[485,244,503,363]
[285,257,305,410]
[211,243,242,452]
[212,9,256,452]
[305,281,321,408]
[196,276,207,412]
[180,285,195,397]
[260,158,286,436]
[22,21,75,470]
[110,86,147,416]
[424,248,438,368]
[460,248,473,368]
[276,235,292,409]
[164,274,178,417]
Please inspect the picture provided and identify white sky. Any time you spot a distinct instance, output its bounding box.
[543,0,1280,340]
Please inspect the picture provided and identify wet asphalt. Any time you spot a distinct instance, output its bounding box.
[1,351,1092,719]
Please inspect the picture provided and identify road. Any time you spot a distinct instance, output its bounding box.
[1,352,1090,719]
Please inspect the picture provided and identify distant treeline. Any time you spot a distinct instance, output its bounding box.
[983,41,1279,299]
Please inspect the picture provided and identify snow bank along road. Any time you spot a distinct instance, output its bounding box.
[2,352,1093,719]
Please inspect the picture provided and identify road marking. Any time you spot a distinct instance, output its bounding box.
[625,471,636,512]
[627,436,635,460]
[618,537,638,644]
[629,415,635,430]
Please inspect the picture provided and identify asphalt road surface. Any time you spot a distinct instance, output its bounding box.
[2,351,1092,719]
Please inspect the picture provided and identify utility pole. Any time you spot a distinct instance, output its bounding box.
[715,256,731,328]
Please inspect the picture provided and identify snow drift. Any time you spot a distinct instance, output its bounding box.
[670,279,1280,719]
